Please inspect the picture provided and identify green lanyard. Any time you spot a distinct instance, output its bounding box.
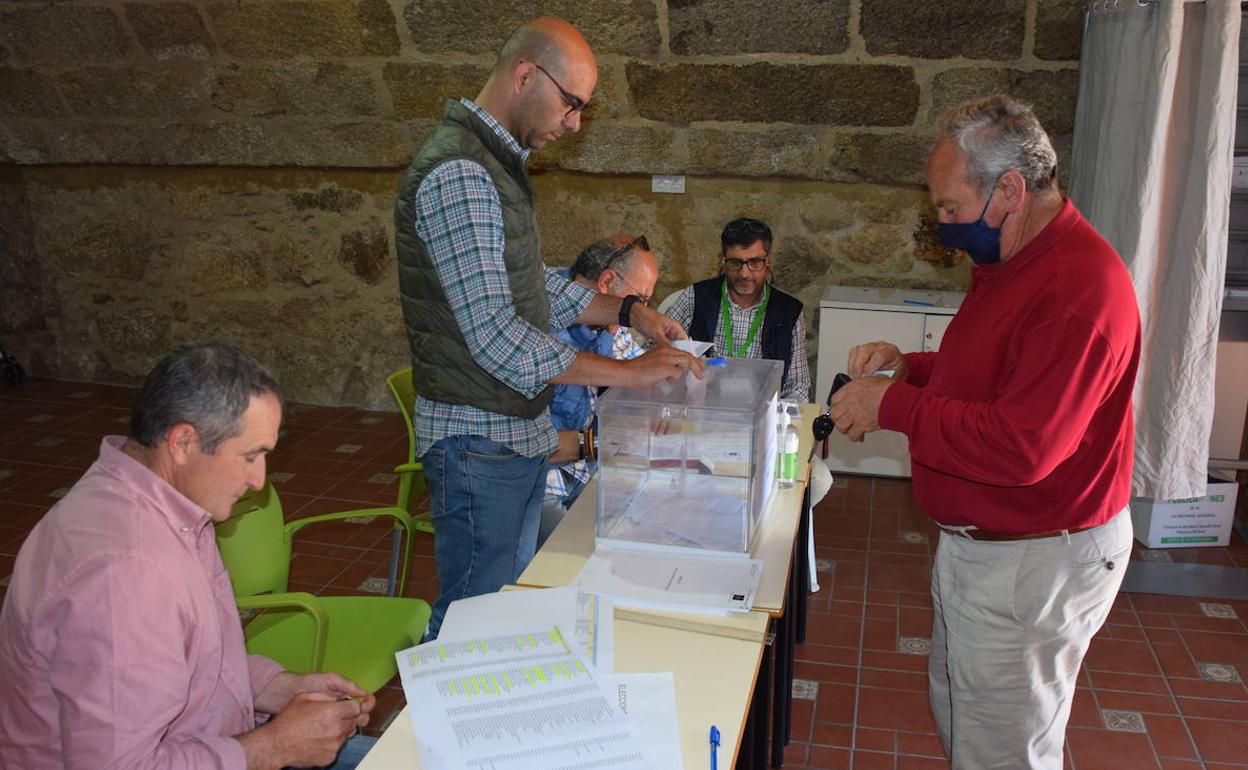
[720,281,770,358]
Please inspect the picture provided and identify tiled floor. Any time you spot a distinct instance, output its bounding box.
[2,377,1248,768]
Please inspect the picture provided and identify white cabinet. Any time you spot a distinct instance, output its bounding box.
[815,286,965,478]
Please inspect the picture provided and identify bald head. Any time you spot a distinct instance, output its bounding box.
[477,17,597,151]
[495,17,594,81]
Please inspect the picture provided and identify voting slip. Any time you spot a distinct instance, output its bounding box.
[572,545,762,615]
[396,627,646,770]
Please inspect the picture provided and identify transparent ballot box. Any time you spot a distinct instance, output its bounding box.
[595,358,784,556]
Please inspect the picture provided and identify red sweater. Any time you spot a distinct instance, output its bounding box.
[879,199,1141,533]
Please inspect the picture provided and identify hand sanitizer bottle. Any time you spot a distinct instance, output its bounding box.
[778,410,798,488]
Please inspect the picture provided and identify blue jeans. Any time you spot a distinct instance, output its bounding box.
[315,734,376,770]
[422,435,547,639]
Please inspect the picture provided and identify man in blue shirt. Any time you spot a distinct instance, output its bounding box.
[541,234,657,545]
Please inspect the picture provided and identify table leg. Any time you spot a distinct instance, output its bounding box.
[796,486,811,644]
[755,635,773,770]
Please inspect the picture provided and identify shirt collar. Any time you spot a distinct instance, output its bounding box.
[460,98,530,162]
[99,436,215,534]
[971,197,1080,287]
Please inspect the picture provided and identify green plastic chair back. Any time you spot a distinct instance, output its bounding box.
[216,482,430,692]
[216,482,290,595]
[386,367,432,533]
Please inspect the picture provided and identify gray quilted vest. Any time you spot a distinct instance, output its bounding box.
[394,100,552,418]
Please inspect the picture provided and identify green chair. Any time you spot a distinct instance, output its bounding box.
[215,482,430,692]
[386,366,435,534]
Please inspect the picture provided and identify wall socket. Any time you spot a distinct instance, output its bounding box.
[651,174,686,194]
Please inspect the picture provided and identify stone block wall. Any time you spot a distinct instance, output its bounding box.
[0,0,1084,407]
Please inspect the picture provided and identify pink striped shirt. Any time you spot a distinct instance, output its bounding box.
[0,437,283,769]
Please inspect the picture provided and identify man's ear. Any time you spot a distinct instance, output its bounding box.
[598,269,617,295]
[512,61,536,96]
[164,423,198,467]
[1000,170,1027,212]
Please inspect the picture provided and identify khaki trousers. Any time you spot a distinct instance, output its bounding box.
[928,508,1132,769]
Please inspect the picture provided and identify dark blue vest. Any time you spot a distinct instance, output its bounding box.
[689,277,803,386]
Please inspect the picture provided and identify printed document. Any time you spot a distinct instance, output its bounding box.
[438,587,615,671]
[397,627,644,770]
[573,545,762,615]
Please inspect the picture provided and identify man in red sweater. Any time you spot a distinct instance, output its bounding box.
[830,95,1140,769]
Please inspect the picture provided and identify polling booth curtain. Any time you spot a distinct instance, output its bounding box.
[1068,0,1240,499]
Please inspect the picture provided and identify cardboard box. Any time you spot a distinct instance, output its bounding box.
[1130,478,1239,548]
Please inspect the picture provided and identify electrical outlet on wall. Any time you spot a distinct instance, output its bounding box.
[651,174,686,194]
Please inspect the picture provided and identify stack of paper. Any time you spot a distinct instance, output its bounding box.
[398,587,685,769]
[397,626,644,770]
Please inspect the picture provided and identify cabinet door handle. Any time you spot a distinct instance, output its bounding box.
[925,332,933,339]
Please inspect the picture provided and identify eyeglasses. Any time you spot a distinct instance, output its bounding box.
[534,64,587,117]
[603,235,650,270]
[724,219,770,235]
[723,256,769,272]
[614,273,651,306]
[604,236,651,304]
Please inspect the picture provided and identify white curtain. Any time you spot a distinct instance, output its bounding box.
[1069,0,1240,499]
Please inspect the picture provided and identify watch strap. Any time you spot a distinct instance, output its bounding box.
[618,294,642,328]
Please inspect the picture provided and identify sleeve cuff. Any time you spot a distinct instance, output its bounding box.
[205,735,250,770]
[878,380,920,434]
[247,655,286,703]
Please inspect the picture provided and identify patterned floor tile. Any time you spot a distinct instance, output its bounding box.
[1197,662,1242,683]
[1101,709,1146,733]
[792,678,820,700]
[898,637,930,656]
[1199,602,1237,619]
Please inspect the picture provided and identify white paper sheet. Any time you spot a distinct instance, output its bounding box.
[573,546,762,615]
[603,672,684,770]
[396,627,644,770]
[671,339,715,357]
[439,587,616,671]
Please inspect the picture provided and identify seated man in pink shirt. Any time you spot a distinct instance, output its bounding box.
[0,342,376,770]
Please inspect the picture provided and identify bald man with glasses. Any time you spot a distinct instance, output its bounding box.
[664,218,812,401]
[394,17,701,639]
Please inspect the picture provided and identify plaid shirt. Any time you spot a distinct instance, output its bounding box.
[409,99,596,458]
[544,327,644,502]
[665,284,812,401]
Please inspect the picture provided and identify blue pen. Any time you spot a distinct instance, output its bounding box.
[902,299,935,307]
[709,725,720,770]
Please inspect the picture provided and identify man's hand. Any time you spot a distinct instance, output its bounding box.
[628,303,689,343]
[847,342,907,381]
[829,375,893,442]
[550,430,581,465]
[622,346,705,388]
[239,693,361,770]
[255,672,374,730]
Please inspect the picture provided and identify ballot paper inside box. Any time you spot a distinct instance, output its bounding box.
[596,357,783,556]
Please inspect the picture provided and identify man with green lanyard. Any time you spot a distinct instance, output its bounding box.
[664,218,811,401]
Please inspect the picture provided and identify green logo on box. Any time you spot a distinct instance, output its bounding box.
[1160,536,1218,543]
[1210,495,1225,503]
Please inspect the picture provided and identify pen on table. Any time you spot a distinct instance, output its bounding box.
[902,299,934,306]
[709,725,720,770]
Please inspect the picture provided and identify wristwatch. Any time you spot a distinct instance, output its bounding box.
[576,430,586,461]
[618,294,643,328]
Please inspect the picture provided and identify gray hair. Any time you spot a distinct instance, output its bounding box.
[129,341,281,453]
[937,94,1058,197]
[569,238,638,282]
